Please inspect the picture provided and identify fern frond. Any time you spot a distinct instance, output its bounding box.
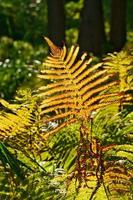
[104,51,133,92]
[104,165,132,198]
[0,90,45,158]
[38,38,121,137]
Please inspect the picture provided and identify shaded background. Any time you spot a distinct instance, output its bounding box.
[0,0,133,99]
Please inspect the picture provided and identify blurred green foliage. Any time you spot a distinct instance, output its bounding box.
[1,0,133,45]
[65,0,83,45]
[0,36,47,99]
[0,0,49,98]
[0,0,47,43]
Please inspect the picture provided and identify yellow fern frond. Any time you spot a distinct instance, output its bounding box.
[38,38,122,137]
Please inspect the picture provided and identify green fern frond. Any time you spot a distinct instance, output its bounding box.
[104,51,133,92]
[0,101,32,138]
[0,90,45,158]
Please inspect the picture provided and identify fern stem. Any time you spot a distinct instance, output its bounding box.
[88,181,101,200]
[102,181,110,200]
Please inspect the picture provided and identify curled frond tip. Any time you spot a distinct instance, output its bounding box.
[44,36,62,57]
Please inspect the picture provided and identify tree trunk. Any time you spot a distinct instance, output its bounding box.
[110,0,127,51]
[78,0,106,56]
[47,0,65,46]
